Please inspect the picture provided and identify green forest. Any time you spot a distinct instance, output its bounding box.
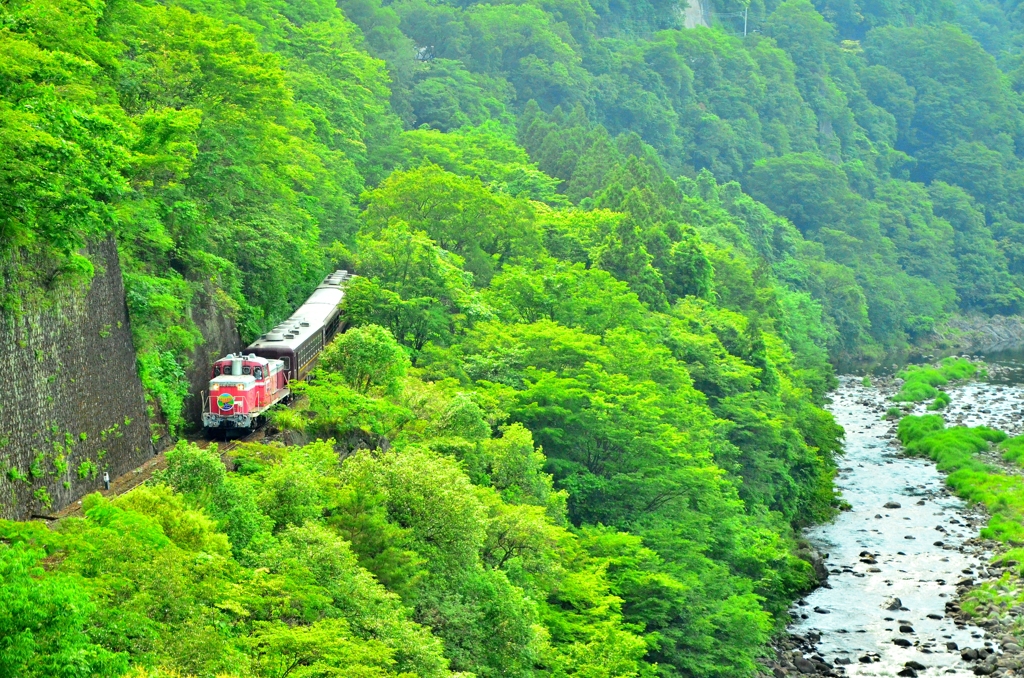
[5,0,1024,674]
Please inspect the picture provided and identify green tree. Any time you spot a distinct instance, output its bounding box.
[321,324,410,394]
[0,541,127,678]
[362,164,540,284]
[343,221,483,352]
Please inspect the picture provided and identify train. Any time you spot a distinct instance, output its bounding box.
[202,270,353,435]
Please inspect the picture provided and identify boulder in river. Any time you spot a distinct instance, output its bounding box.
[794,657,815,674]
[893,638,913,647]
[897,669,917,677]
[885,501,902,509]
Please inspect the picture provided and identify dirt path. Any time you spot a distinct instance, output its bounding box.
[51,451,170,520]
[49,428,266,520]
[683,0,707,28]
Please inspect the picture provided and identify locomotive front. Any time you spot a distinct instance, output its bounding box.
[202,353,288,435]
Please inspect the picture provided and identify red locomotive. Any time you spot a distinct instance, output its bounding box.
[202,270,352,435]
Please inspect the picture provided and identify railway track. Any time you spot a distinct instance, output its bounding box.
[193,426,266,452]
[49,428,265,521]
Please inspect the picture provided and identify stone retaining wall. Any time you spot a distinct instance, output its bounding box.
[0,238,152,519]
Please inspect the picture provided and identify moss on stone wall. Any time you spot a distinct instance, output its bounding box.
[0,238,152,518]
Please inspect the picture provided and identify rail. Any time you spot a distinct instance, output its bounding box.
[49,427,264,521]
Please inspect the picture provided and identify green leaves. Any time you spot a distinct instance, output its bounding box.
[319,324,410,395]
[0,540,127,678]
[247,618,398,678]
[343,221,482,352]
[0,13,130,257]
[361,163,541,284]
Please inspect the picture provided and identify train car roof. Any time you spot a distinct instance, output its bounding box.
[213,354,271,365]
[247,271,353,352]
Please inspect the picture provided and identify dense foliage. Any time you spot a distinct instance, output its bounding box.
[7,0,1024,674]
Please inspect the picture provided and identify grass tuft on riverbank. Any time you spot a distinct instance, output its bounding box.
[1001,438,1024,466]
[897,415,1024,542]
[893,358,977,402]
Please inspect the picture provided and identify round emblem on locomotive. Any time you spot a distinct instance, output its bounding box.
[217,393,235,412]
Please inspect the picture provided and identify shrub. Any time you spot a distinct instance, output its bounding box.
[76,460,98,480]
[137,350,190,437]
[33,487,52,508]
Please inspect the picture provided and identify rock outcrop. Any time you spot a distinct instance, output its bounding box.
[935,315,1024,353]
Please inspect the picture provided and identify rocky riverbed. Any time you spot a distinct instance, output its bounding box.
[771,368,1024,678]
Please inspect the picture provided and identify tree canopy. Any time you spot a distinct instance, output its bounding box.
[6,0,1024,674]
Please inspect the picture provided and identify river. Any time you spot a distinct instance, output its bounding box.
[786,361,1024,677]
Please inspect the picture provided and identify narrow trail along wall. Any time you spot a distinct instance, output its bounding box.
[0,238,152,519]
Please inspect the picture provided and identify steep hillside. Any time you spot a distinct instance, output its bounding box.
[4,0,1024,676]
[339,0,1024,358]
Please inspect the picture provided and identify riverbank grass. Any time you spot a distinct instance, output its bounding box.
[897,415,1024,542]
[927,391,952,410]
[893,358,977,402]
[898,413,1024,637]
[1000,437,1024,465]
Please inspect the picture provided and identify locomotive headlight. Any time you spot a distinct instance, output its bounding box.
[210,385,220,391]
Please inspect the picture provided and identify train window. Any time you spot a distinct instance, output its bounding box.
[242,365,251,375]
[254,367,263,379]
